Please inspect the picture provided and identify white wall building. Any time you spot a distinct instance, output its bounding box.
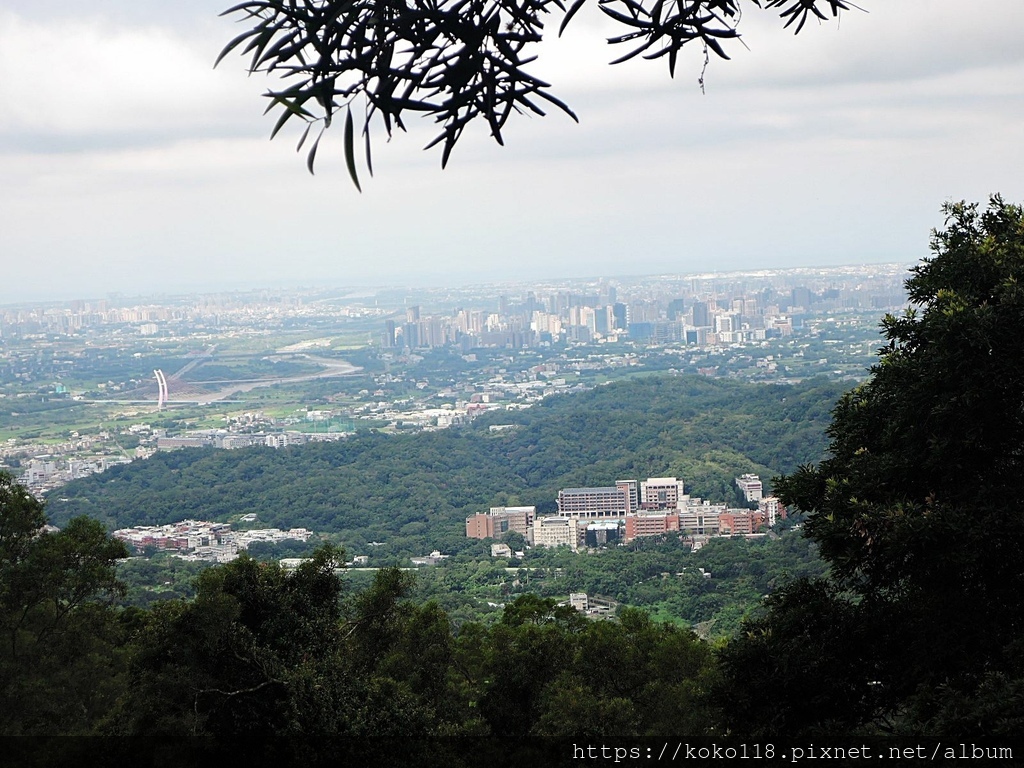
[531,516,580,551]
[640,477,685,509]
[735,473,763,502]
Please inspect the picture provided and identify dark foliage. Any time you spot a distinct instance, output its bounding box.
[0,472,129,739]
[720,197,1024,742]
[216,0,855,182]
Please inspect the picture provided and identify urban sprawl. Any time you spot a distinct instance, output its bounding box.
[2,266,908,503]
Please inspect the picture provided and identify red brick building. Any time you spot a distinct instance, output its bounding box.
[624,513,681,542]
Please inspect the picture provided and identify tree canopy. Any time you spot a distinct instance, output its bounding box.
[720,196,1024,740]
[781,196,1024,599]
[9,192,1024,753]
[0,472,129,744]
[215,0,856,185]
[1,474,726,766]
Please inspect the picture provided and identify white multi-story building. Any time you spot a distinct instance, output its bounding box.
[640,477,685,509]
[758,496,786,526]
[679,499,726,535]
[531,516,580,551]
[736,473,763,502]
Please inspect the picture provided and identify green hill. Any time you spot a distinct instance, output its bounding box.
[48,375,842,556]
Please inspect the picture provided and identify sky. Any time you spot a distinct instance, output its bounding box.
[1,1,1022,303]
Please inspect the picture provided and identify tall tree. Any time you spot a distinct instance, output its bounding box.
[0,472,129,743]
[720,197,1024,740]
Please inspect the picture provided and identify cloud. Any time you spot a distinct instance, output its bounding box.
[2,0,1023,302]
[0,10,264,153]
[529,1,1024,96]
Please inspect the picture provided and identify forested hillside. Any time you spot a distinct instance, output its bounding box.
[7,201,1023,763]
[49,375,842,554]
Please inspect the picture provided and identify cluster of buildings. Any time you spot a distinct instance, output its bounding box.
[156,430,346,451]
[113,518,312,563]
[381,270,907,353]
[465,475,787,551]
[18,454,134,495]
[12,421,353,496]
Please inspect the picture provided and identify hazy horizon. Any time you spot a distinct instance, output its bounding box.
[3,1,1021,303]
[0,258,914,308]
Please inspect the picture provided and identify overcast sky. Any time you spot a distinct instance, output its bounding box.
[1,1,1022,303]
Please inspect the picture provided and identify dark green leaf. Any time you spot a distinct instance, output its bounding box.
[296,123,312,152]
[558,0,589,37]
[306,128,322,175]
[344,106,362,192]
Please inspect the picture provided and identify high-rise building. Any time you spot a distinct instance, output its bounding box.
[667,298,686,321]
[791,287,812,309]
[403,321,420,349]
[691,301,710,328]
[612,302,628,330]
[580,306,597,334]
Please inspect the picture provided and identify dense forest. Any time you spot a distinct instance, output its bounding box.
[399,533,828,636]
[4,200,1023,765]
[48,374,842,560]
[49,372,840,636]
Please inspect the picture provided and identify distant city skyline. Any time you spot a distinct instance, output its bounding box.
[3,260,901,496]
[2,2,1021,303]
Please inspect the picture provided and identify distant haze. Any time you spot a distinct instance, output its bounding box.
[2,1,1022,303]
